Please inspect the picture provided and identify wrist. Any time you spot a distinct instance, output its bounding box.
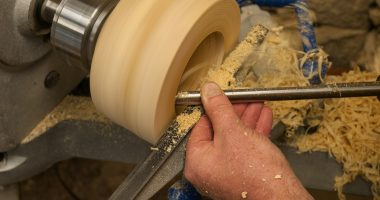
[248,172,313,200]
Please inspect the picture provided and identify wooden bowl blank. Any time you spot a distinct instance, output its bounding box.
[91,0,240,144]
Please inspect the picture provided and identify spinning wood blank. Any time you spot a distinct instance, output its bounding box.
[90,0,240,144]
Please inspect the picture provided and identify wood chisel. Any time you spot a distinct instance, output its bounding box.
[176,80,380,105]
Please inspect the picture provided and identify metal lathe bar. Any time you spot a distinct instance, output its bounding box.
[176,81,380,105]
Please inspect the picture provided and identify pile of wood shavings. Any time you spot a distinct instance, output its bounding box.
[241,30,321,137]
[176,109,202,134]
[22,96,110,144]
[239,28,380,199]
[164,107,202,153]
[295,68,380,200]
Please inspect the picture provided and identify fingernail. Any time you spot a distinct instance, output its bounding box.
[203,82,222,98]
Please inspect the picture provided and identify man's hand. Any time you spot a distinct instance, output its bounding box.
[184,82,313,200]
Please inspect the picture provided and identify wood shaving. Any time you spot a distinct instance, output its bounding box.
[299,48,330,82]
[241,191,248,199]
[274,174,282,179]
[150,147,159,151]
[165,145,172,153]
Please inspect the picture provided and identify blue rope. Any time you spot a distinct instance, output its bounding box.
[294,0,327,84]
[237,0,295,7]
[168,179,202,200]
[294,0,318,52]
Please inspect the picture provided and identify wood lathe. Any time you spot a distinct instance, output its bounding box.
[0,0,376,199]
[0,0,241,198]
[0,0,240,147]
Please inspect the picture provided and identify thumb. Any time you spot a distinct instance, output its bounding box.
[201,82,239,133]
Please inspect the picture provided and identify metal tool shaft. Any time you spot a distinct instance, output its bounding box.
[176,81,380,105]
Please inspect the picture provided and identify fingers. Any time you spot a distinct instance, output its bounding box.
[200,82,273,139]
[185,117,214,188]
[255,107,273,137]
[241,104,273,137]
[241,103,264,130]
[233,104,248,117]
[201,82,240,133]
[188,116,213,143]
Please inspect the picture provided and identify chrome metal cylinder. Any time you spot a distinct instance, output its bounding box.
[176,81,380,105]
[50,0,118,73]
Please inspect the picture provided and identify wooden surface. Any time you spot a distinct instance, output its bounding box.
[90,0,240,144]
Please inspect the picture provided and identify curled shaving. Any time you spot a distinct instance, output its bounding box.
[299,48,330,82]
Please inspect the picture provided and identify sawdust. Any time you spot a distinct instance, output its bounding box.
[204,25,269,89]
[274,174,282,179]
[22,96,110,144]
[150,147,159,151]
[176,109,202,134]
[163,107,204,153]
